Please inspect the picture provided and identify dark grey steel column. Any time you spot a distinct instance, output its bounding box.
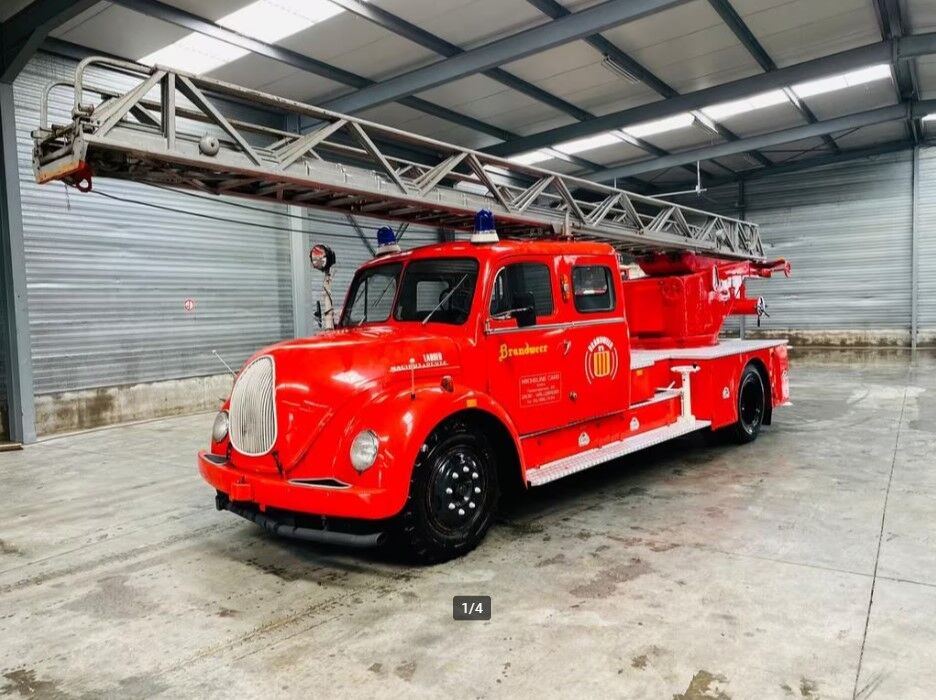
[0,80,35,443]
[911,146,920,350]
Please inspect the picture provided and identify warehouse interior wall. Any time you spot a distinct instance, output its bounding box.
[677,149,934,347]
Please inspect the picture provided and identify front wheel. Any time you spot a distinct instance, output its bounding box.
[731,364,766,444]
[396,419,499,564]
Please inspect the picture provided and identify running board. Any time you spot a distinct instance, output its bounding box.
[527,418,711,487]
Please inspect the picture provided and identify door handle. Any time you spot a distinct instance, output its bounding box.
[559,339,572,356]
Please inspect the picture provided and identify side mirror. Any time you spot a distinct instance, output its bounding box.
[513,292,536,328]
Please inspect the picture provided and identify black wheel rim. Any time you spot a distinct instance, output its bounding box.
[739,375,764,433]
[427,445,487,533]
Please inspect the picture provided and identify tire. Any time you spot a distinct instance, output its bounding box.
[396,418,499,564]
[732,364,766,444]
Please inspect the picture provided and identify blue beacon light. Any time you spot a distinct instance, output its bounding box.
[471,209,499,244]
[375,225,401,256]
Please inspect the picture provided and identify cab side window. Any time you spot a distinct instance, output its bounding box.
[490,263,555,318]
[572,265,615,313]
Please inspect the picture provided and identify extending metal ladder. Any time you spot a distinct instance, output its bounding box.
[32,56,765,261]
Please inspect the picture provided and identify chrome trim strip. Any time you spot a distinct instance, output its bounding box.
[287,478,352,490]
[485,316,626,335]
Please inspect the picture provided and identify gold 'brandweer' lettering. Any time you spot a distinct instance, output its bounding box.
[498,343,548,362]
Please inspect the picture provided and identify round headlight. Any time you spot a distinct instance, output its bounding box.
[212,410,229,443]
[350,430,379,472]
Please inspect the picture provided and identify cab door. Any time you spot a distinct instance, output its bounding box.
[559,254,631,421]
[484,257,569,435]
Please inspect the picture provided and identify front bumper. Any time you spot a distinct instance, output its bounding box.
[198,451,402,520]
[215,493,387,548]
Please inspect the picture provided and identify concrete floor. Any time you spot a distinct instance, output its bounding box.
[1,351,934,699]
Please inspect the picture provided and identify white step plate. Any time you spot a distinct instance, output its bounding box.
[527,418,711,487]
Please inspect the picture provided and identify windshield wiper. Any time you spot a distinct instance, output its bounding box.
[422,274,468,325]
[490,305,532,322]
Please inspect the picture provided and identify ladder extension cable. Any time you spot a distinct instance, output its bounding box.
[87,187,384,241]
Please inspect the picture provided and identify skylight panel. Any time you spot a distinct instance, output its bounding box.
[509,151,552,166]
[140,34,249,74]
[219,0,342,44]
[139,0,343,74]
[554,132,623,154]
[843,64,892,86]
[623,113,695,139]
[702,90,788,120]
[792,63,891,98]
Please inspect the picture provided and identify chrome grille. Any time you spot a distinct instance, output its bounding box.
[229,355,276,456]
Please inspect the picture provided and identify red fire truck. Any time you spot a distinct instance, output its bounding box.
[31,59,791,562]
[198,212,789,562]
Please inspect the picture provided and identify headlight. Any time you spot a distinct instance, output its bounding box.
[350,430,379,472]
[212,410,229,443]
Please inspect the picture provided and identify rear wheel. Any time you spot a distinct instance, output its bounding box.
[396,418,499,564]
[732,364,766,444]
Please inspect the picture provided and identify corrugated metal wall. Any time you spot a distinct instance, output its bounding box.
[744,152,913,331]
[676,151,918,338]
[918,148,936,334]
[15,52,296,394]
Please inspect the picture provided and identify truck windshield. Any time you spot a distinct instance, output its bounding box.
[340,258,478,327]
[341,262,403,326]
[394,258,479,325]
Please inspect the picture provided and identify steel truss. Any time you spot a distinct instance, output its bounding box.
[33,57,765,260]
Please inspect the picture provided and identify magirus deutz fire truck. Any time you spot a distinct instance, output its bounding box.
[33,58,790,562]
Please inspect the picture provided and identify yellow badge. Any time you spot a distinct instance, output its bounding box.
[585,336,619,383]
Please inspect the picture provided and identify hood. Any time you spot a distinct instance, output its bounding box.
[233,324,461,471]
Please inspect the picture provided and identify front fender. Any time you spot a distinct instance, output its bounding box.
[319,383,524,518]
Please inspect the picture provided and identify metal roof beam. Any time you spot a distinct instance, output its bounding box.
[523,0,771,172]
[112,0,615,172]
[587,100,936,182]
[321,0,689,115]
[484,33,936,158]
[110,0,530,146]
[326,0,681,181]
[705,0,839,153]
[328,0,593,122]
[668,140,916,191]
[0,0,97,81]
[872,0,922,144]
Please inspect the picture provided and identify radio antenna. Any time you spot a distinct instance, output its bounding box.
[212,349,236,377]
